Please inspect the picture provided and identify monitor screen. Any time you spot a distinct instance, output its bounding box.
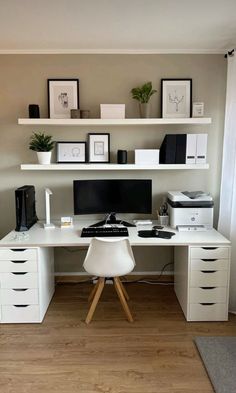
[73,179,152,215]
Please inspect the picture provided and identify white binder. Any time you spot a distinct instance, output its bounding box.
[196,134,208,164]
[186,134,197,164]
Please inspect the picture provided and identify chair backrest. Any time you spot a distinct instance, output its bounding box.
[83,237,136,277]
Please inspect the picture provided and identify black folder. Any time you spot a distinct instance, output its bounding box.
[159,134,187,164]
[159,134,176,164]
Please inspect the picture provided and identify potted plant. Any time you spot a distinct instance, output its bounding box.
[29,132,54,164]
[131,81,157,118]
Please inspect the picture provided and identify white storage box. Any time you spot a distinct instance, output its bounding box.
[100,104,125,119]
[135,149,159,165]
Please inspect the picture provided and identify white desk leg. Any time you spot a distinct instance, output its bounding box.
[174,246,189,320]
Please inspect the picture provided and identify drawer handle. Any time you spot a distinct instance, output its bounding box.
[202,247,218,250]
[200,303,215,306]
[201,259,217,262]
[12,272,27,275]
[12,288,28,292]
[10,249,27,252]
[200,287,216,290]
[13,305,29,308]
[11,260,27,264]
[201,270,217,273]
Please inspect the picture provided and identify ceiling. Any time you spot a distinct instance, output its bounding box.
[0,0,236,53]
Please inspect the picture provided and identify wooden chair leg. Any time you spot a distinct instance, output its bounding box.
[117,277,130,301]
[85,278,105,324]
[114,277,134,323]
[88,280,99,303]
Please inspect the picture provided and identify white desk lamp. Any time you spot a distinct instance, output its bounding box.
[44,188,55,229]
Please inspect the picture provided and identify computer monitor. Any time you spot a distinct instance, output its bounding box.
[73,179,152,227]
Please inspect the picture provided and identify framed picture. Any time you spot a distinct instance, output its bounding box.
[88,133,110,163]
[161,79,192,118]
[48,79,79,119]
[56,141,86,163]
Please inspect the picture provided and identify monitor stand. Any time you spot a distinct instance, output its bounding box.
[89,213,136,228]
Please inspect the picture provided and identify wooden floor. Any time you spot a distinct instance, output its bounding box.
[0,282,236,393]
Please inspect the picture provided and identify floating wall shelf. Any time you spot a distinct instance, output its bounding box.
[20,163,209,171]
[18,118,212,126]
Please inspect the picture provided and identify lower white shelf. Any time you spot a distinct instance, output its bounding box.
[20,163,209,171]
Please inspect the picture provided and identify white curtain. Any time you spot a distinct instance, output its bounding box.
[218,54,236,312]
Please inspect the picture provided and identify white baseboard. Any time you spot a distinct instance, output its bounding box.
[55,271,173,277]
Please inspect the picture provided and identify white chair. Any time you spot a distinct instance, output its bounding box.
[83,237,136,324]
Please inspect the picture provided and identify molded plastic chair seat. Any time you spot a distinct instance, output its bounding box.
[83,237,136,324]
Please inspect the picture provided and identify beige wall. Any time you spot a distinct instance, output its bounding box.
[0,54,226,273]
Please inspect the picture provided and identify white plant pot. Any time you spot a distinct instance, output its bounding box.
[37,151,52,165]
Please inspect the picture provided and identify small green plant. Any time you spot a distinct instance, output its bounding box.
[131,81,157,103]
[29,132,54,152]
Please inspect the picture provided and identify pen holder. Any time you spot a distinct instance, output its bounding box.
[157,214,169,226]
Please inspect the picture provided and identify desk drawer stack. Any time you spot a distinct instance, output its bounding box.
[174,245,230,321]
[0,247,54,323]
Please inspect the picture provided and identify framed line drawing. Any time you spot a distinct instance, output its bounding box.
[88,133,110,163]
[161,79,192,118]
[48,79,79,119]
[56,141,86,163]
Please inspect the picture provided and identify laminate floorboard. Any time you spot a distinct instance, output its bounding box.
[0,283,235,393]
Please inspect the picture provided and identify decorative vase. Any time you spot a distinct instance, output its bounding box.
[139,103,151,118]
[37,151,52,165]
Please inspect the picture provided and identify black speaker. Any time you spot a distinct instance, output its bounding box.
[117,150,127,164]
[15,185,38,231]
[28,104,40,118]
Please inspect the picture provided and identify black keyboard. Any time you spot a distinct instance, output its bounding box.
[81,226,129,237]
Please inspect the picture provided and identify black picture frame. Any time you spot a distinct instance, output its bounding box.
[48,79,79,119]
[161,78,192,118]
[56,141,86,163]
[88,133,110,163]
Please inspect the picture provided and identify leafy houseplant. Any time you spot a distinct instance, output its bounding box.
[29,132,54,164]
[131,81,157,118]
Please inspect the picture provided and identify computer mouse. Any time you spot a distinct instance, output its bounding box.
[153,225,164,230]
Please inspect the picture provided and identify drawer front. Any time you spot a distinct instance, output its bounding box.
[191,247,229,260]
[189,287,227,303]
[0,260,37,273]
[191,258,229,271]
[0,249,37,261]
[1,305,40,323]
[0,289,39,305]
[0,272,38,289]
[190,270,228,287]
[189,303,228,321]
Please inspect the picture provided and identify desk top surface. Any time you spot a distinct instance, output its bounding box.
[0,221,230,247]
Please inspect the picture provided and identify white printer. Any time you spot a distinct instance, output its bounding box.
[167,191,214,229]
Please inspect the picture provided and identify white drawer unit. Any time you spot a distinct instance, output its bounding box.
[0,272,38,289]
[0,248,37,261]
[0,259,37,272]
[190,270,228,287]
[190,258,229,271]
[0,247,55,324]
[0,289,39,305]
[190,247,229,260]
[174,245,230,322]
[189,287,228,303]
[1,305,40,323]
[189,303,228,321]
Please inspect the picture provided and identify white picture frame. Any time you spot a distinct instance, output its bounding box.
[161,79,192,118]
[88,133,110,163]
[48,79,79,119]
[56,141,86,163]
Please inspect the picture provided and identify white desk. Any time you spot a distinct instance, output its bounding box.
[0,221,231,324]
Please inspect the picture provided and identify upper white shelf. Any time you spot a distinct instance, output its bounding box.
[18,118,212,126]
[20,163,209,171]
